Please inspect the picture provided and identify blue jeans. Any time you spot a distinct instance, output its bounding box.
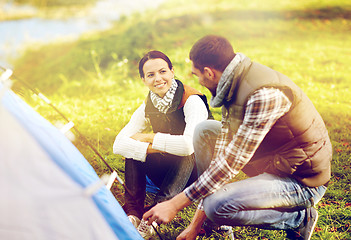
[123,153,197,219]
[193,120,327,230]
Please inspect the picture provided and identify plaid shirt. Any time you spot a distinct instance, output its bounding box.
[184,87,292,209]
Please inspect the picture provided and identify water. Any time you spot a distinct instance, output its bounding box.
[0,0,165,68]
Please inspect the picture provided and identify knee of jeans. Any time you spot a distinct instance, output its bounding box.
[203,191,245,224]
[203,195,228,222]
[193,120,219,146]
[193,121,208,142]
[203,198,216,222]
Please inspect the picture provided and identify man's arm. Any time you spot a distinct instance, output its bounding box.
[176,209,207,240]
[184,87,293,206]
[142,192,207,240]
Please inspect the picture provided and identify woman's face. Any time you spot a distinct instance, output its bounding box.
[142,58,174,98]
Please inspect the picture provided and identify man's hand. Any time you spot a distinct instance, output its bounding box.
[143,199,178,225]
[176,209,207,240]
[176,225,200,240]
[142,192,192,225]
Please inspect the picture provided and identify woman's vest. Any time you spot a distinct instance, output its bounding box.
[145,80,212,135]
[222,57,332,187]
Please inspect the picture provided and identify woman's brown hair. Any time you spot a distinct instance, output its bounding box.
[138,50,173,78]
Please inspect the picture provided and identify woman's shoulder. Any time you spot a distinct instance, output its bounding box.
[184,94,206,105]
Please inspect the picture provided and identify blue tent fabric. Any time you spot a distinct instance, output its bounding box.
[0,84,143,240]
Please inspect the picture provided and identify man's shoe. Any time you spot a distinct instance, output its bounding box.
[286,207,319,240]
[128,215,141,228]
[137,219,157,240]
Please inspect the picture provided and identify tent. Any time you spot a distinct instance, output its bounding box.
[0,75,143,239]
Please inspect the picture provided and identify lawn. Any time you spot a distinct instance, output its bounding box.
[7,0,351,239]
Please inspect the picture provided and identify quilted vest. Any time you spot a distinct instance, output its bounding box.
[145,80,212,135]
[222,57,332,187]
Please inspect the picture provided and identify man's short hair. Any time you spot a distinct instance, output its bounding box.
[189,35,235,73]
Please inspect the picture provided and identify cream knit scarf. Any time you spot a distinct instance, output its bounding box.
[150,78,178,113]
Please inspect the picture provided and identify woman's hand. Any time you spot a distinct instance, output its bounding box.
[131,133,155,143]
[131,133,162,154]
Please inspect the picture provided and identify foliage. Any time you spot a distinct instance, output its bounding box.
[10,0,351,239]
[14,0,97,8]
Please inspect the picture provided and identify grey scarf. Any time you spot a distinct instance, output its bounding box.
[150,78,178,114]
[210,53,245,108]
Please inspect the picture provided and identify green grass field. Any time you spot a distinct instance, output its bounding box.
[8,0,351,239]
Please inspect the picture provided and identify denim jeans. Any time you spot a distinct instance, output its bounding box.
[123,153,197,219]
[193,120,327,230]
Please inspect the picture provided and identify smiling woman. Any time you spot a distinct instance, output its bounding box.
[112,50,213,238]
[140,54,175,98]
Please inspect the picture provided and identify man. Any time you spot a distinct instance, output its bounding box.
[143,35,332,240]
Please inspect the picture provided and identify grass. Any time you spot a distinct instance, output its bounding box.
[7,0,351,239]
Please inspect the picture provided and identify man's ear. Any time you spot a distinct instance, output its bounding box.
[203,67,215,79]
[204,67,222,83]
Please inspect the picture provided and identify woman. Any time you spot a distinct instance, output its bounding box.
[113,50,212,238]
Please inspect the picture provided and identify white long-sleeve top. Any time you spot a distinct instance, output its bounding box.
[113,95,209,162]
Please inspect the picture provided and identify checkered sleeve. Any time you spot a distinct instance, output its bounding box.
[184,88,292,206]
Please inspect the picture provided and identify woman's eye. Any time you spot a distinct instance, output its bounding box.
[147,74,154,78]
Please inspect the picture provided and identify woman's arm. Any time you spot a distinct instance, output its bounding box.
[130,132,162,154]
[113,103,151,161]
[152,95,209,156]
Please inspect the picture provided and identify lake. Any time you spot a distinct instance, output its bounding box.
[0,0,165,68]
